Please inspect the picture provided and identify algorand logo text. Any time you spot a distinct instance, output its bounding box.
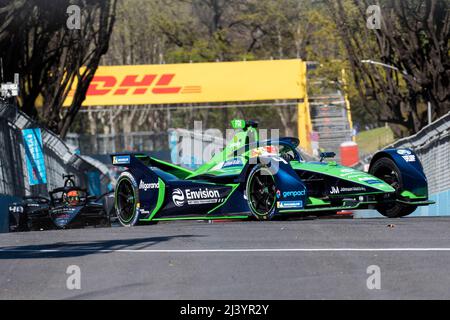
[139,180,159,191]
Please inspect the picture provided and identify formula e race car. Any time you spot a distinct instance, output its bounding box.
[111,120,434,226]
[8,175,114,231]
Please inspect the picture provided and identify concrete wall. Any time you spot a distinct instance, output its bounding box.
[354,189,450,219]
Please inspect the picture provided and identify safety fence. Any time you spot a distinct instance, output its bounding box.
[388,112,450,196]
[0,101,113,231]
[66,131,168,155]
[309,93,354,163]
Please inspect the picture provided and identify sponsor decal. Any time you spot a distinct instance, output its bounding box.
[277,201,304,209]
[113,155,130,165]
[364,179,382,184]
[402,155,416,162]
[276,190,281,199]
[78,74,201,97]
[185,188,222,205]
[330,186,340,194]
[172,188,223,206]
[172,189,185,207]
[52,207,76,214]
[251,146,280,159]
[139,208,150,215]
[222,158,243,169]
[358,177,382,184]
[330,186,367,194]
[282,190,306,198]
[397,149,415,162]
[341,186,367,192]
[139,180,159,191]
[397,149,412,156]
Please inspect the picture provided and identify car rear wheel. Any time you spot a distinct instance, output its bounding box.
[115,172,140,227]
[246,164,277,221]
[369,157,417,218]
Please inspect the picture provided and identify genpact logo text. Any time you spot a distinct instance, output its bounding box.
[282,190,306,198]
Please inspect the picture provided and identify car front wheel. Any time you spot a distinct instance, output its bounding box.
[245,164,277,221]
[369,157,417,218]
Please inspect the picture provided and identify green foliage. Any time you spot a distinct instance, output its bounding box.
[105,0,448,136]
[356,126,395,155]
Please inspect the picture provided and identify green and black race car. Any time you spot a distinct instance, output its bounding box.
[111,120,433,226]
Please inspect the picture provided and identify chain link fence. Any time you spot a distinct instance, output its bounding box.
[0,101,113,198]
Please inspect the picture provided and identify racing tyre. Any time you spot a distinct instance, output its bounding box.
[246,164,277,221]
[369,157,417,218]
[115,172,140,227]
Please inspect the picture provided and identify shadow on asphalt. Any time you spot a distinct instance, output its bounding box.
[0,235,202,260]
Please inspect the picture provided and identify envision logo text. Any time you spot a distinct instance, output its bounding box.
[172,188,222,207]
[186,188,220,200]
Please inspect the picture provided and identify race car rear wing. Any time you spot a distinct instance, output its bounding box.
[111,153,193,180]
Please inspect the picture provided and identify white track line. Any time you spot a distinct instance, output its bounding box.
[1,248,450,253]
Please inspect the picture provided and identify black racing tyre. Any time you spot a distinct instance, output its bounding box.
[115,172,140,227]
[245,164,277,221]
[369,157,417,218]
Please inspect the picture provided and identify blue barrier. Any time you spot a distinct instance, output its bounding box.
[0,195,19,233]
[354,189,450,218]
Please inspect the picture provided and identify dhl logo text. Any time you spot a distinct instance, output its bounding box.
[72,74,202,96]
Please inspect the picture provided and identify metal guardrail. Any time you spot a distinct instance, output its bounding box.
[0,101,113,198]
[386,112,450,195]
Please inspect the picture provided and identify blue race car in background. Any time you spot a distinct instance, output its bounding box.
[8,175,114,231]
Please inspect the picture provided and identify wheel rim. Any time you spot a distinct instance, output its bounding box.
[116,179,136,223]
[373,166,400,210]
[375,167,400,192]
[249,168,276,216]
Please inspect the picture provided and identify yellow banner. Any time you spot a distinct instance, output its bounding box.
[297,101,312,154]
[64,59,306,106]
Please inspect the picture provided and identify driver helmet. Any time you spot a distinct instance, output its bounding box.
[66,190,80,206]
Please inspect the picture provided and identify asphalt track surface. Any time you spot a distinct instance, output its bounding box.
[1,217,450,300]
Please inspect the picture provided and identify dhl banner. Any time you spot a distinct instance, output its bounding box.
[297,100,313,154]
[63,59,307,106]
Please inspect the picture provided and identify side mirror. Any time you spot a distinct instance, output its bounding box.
[320,152,336,162]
